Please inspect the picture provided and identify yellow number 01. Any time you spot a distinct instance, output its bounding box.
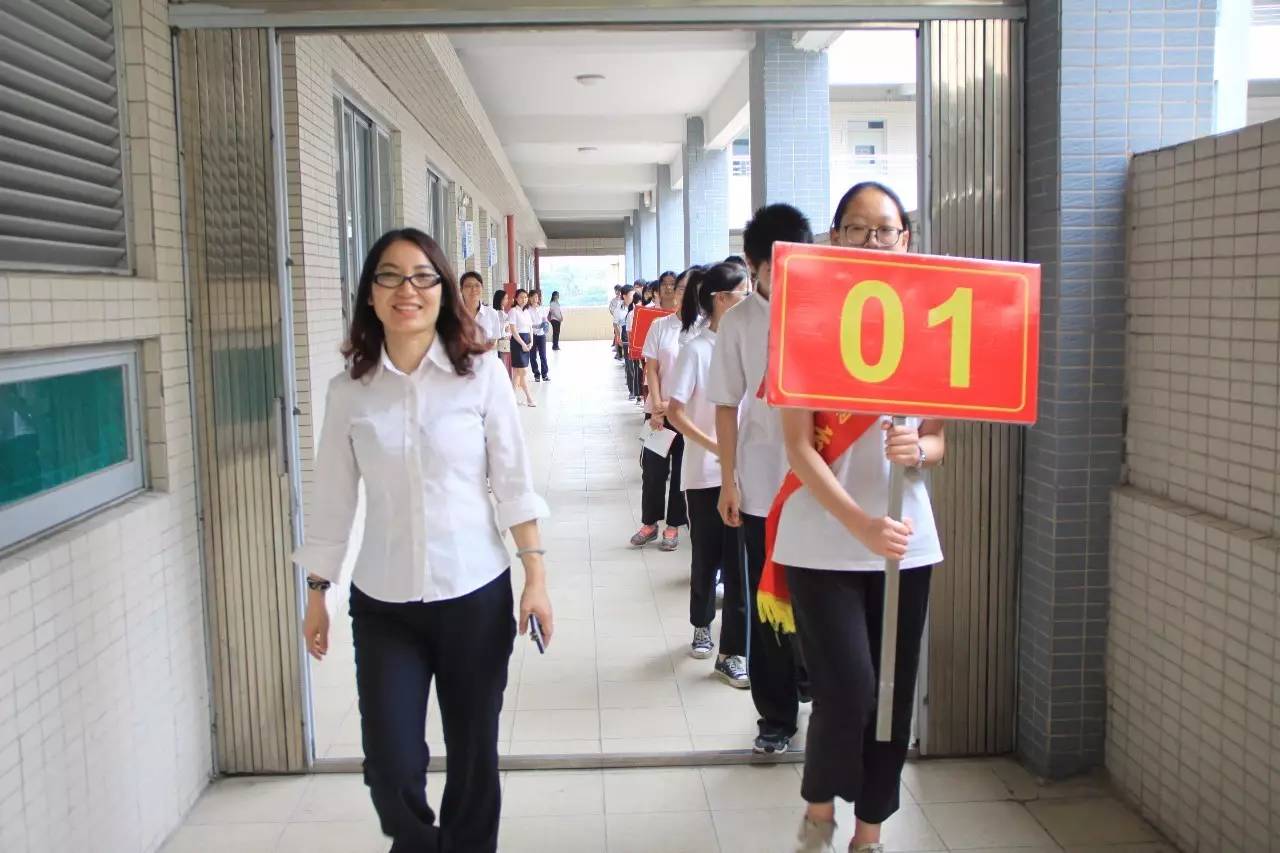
[839,280,973,388]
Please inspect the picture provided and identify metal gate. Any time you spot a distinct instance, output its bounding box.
[177,28,306,773]
[917,18,1024,756]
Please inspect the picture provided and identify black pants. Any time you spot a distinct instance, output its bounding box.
[350,572,515,853]
[741,513,800,738]
[550,319,561,349]
[686,486,746,656]
[530,334,548,379]
[786,564,932,824]
[640,430,687,527]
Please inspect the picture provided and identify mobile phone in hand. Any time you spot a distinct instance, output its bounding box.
[528,614,546,654]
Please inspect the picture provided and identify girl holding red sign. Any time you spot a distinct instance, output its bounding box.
[665,264,751,682]
[777,182,945,853]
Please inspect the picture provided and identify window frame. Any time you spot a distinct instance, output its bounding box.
[0,343,147,552]
[334,95,393,326]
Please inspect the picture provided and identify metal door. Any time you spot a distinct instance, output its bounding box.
[916,18,1025,756]
[177,28,306,773]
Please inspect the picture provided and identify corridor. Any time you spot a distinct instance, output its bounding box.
[311,339,802,760]
[165,343,1172,853]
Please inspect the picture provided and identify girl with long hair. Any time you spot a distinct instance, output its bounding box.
[506,288,536,406]
[664,263,751,683]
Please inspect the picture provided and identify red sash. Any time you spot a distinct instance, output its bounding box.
[753,376,878,633]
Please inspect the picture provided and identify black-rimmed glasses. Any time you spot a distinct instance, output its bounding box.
[373,271,442,290]
[838,225,906,248]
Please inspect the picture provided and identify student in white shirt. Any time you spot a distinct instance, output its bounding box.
[613,287,636,395]
[492,289,514,376]
[461,271,504,355]
[506,289,536,406]
[295,228,553,853]
[632,270,691,550]
[706,203,814,756]
[783,183,944,853]
[528,290,550,382]
[666,263,751,687]
[609,285,626,360]
[547,291,564,350]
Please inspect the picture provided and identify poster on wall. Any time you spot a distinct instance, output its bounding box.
[489,237,498,269]
[462,220,475,260]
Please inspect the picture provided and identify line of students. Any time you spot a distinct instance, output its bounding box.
[613,181,944,853]
[463,272,562,406]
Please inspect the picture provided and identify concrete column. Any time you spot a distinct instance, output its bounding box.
[656,163,685,273]
[1018,0,1218,780]
[749,31,831,231]
[624,216,636,283]
[638,196,658,280]
[681,116,729,266]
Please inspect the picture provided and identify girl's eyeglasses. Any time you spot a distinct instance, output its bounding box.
[838,225,905,247]
[373,271,441,290]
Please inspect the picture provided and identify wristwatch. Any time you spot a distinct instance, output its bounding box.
[915,444,927,469]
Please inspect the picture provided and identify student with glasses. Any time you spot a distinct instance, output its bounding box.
[665,263,752,686]
[783,182,944,853]
[296,229,553,853]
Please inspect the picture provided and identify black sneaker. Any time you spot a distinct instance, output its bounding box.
[753,730,791,755]
[542,375,550,382]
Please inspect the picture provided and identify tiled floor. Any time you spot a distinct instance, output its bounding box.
[163,758,1173,852]
[310,340,781,761]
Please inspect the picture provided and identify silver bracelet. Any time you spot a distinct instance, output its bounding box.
[515,548,546,558]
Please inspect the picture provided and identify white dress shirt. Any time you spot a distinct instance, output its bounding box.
[705,293,787,518]
[531,305,550,334]
[292,340,549,603]
[507,307,534,335]
[475,303,505,345]
[667,327,721,491]
[773,417,942,572]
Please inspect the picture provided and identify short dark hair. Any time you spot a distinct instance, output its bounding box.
[460,270,484,287]
[723,255,748,269]
[344,228,483,380]
[742,204,814,268]
[831,181,912,240]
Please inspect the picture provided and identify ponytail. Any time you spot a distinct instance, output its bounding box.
[694,263,749,325]
[679,267,708,331]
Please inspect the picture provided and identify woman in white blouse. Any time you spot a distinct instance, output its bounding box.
[460,271,504,354]
[505,289,537,406]
[296,228,553,853]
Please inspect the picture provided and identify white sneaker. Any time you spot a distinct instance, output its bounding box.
[690,626,714,659]
[794,817,836,853]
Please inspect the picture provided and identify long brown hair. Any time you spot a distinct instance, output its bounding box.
[343,228,485,380]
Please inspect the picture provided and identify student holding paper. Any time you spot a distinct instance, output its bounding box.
[707,204,812,755]
[778,182,945,853]
[631,270,695,551]
[665,263,751,686]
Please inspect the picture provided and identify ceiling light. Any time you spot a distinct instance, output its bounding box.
[577,146,598,153]
[575,73,606,86]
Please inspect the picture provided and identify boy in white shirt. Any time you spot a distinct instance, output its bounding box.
[706,203,813,755]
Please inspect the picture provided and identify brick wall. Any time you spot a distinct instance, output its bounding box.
[0,2,212,851]
[682,117,729,266]
[1107,119,1280,852]
[1019,0,1219,779]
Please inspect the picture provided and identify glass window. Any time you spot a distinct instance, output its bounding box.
[335,97,394,326]
[1,345,145,551]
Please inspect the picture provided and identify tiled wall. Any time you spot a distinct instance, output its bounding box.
[749,31,831,232]
[656,163,685,273]
[1019,0,1218,779]
[638,202,659,280]
[682,117,729,266]
[0,2,213,851]
[1108,119,1280,853]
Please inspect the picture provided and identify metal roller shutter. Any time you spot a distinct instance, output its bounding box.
[0,0,128,270]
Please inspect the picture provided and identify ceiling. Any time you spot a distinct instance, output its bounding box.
[451,30,754,224]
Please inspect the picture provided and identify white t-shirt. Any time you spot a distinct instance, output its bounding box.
[475,304,505,344]
[608,297,622,321]
[772,416,942,572]
[667,327,720,491]
[612,304,630,327]
[641,313,690,393]
[507,307,533,335]
[530,305,549,333]
[705,293,787,518]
